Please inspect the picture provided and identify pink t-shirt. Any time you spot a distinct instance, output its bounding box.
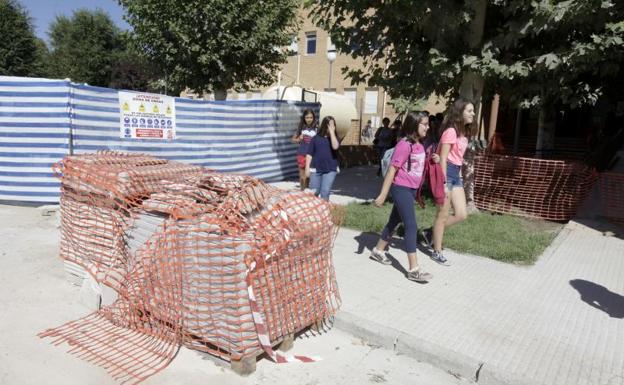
[439,128,468,166]
[391,139,426,189]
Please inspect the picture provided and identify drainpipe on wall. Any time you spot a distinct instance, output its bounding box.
[296,54,301,85]
[381,88,388,119]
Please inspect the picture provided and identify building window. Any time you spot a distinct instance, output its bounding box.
[344,88,357,109]
[288,35,298,55]
[306,32,317,55]
[365,88,378,114]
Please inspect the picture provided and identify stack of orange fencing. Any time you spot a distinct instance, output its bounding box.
[40,151,341,384]
[474,154,597,221]
[600,172,624,225]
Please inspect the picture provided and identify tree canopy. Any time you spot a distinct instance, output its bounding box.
[307,0,624,110]
[47,9,125,87]
[118,0,300,98]
[0,0,47,76]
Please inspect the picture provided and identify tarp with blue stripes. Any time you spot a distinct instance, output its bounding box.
[0,76,318,203]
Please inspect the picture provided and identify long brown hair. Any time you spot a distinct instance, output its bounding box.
[297,109,317,135]
[401,111,428,143]
[440,98,474,138]
[318,116,336,137]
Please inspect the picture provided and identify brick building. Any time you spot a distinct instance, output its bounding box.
[182,9,444,144]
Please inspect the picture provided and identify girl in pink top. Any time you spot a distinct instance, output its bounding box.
[370,112,439,283]
[422,99,475,265]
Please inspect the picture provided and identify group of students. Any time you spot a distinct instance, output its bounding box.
[292,110,340,201]
[292,98,475,283]
[371,98,475,283]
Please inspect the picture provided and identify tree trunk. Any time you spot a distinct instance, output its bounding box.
[214,89,227,100]
[458,0,487,214]
[459,70,485,110]
[536,102,556,158]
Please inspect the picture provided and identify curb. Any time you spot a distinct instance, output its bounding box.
[334,310,545,385]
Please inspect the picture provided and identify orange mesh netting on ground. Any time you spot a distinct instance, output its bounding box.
[599,172,624,225]
[474,154,597,221]
[39,151,341,384]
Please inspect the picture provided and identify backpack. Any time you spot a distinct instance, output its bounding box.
[381,141,412,178]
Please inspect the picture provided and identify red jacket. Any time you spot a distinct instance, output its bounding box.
[416,145,446,208]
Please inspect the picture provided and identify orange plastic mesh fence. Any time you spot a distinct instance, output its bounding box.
[474,154,597,221]
[599,172,624,225]
[39,151,341,384]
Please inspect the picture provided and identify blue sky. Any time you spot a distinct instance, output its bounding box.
[20,0,130,43]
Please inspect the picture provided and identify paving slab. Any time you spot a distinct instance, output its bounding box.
[332,222,624,385]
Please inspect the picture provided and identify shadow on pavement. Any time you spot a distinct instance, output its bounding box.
[353,230,436,277]
[570,279,624,319]
[331,166,381,201]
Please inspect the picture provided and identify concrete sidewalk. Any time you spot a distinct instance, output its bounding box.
[271,165,381,205]
[327,166,624,385]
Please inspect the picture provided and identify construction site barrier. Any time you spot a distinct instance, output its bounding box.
[474,154,597,221]
[39,151,341,383]
[0,76,319,203]
[599,172,624,225]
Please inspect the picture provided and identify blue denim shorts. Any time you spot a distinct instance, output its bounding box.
[446,163,463,191]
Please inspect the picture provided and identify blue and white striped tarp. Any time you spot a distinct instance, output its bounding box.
[0,77,71,202]
[0,76,319,203]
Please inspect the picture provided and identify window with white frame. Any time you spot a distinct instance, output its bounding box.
[344,88,357,109]
[364,88,378,114]
[305,32,317,55]
[288,35,298,55]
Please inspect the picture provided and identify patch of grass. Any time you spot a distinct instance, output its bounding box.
[344,199,562,264]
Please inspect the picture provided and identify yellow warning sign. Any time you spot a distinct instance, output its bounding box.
[119,91,176,140]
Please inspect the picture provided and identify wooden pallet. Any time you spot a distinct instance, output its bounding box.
[230,319,326,375]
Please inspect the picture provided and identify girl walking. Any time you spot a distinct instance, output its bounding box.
[305,116,340,201]
[371,111,437,283]
[422,98,475,265]
[292,109,317,190]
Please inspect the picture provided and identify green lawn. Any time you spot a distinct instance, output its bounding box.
[343,199,563,264]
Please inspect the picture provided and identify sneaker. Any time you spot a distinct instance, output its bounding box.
[406,268,433,283]
[370,248,392,265]
[430,250,449,265]
[420,227,433,248]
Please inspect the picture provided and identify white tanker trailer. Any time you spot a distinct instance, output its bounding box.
[262,85,357,140]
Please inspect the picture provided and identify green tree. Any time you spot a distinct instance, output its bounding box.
[307,0,623,207]
[0,0,45,76]
[118,0,299,99]
[108,32,166,92]
[307,0,623,133]
[469,1,624,155]
[47,9,125,86]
